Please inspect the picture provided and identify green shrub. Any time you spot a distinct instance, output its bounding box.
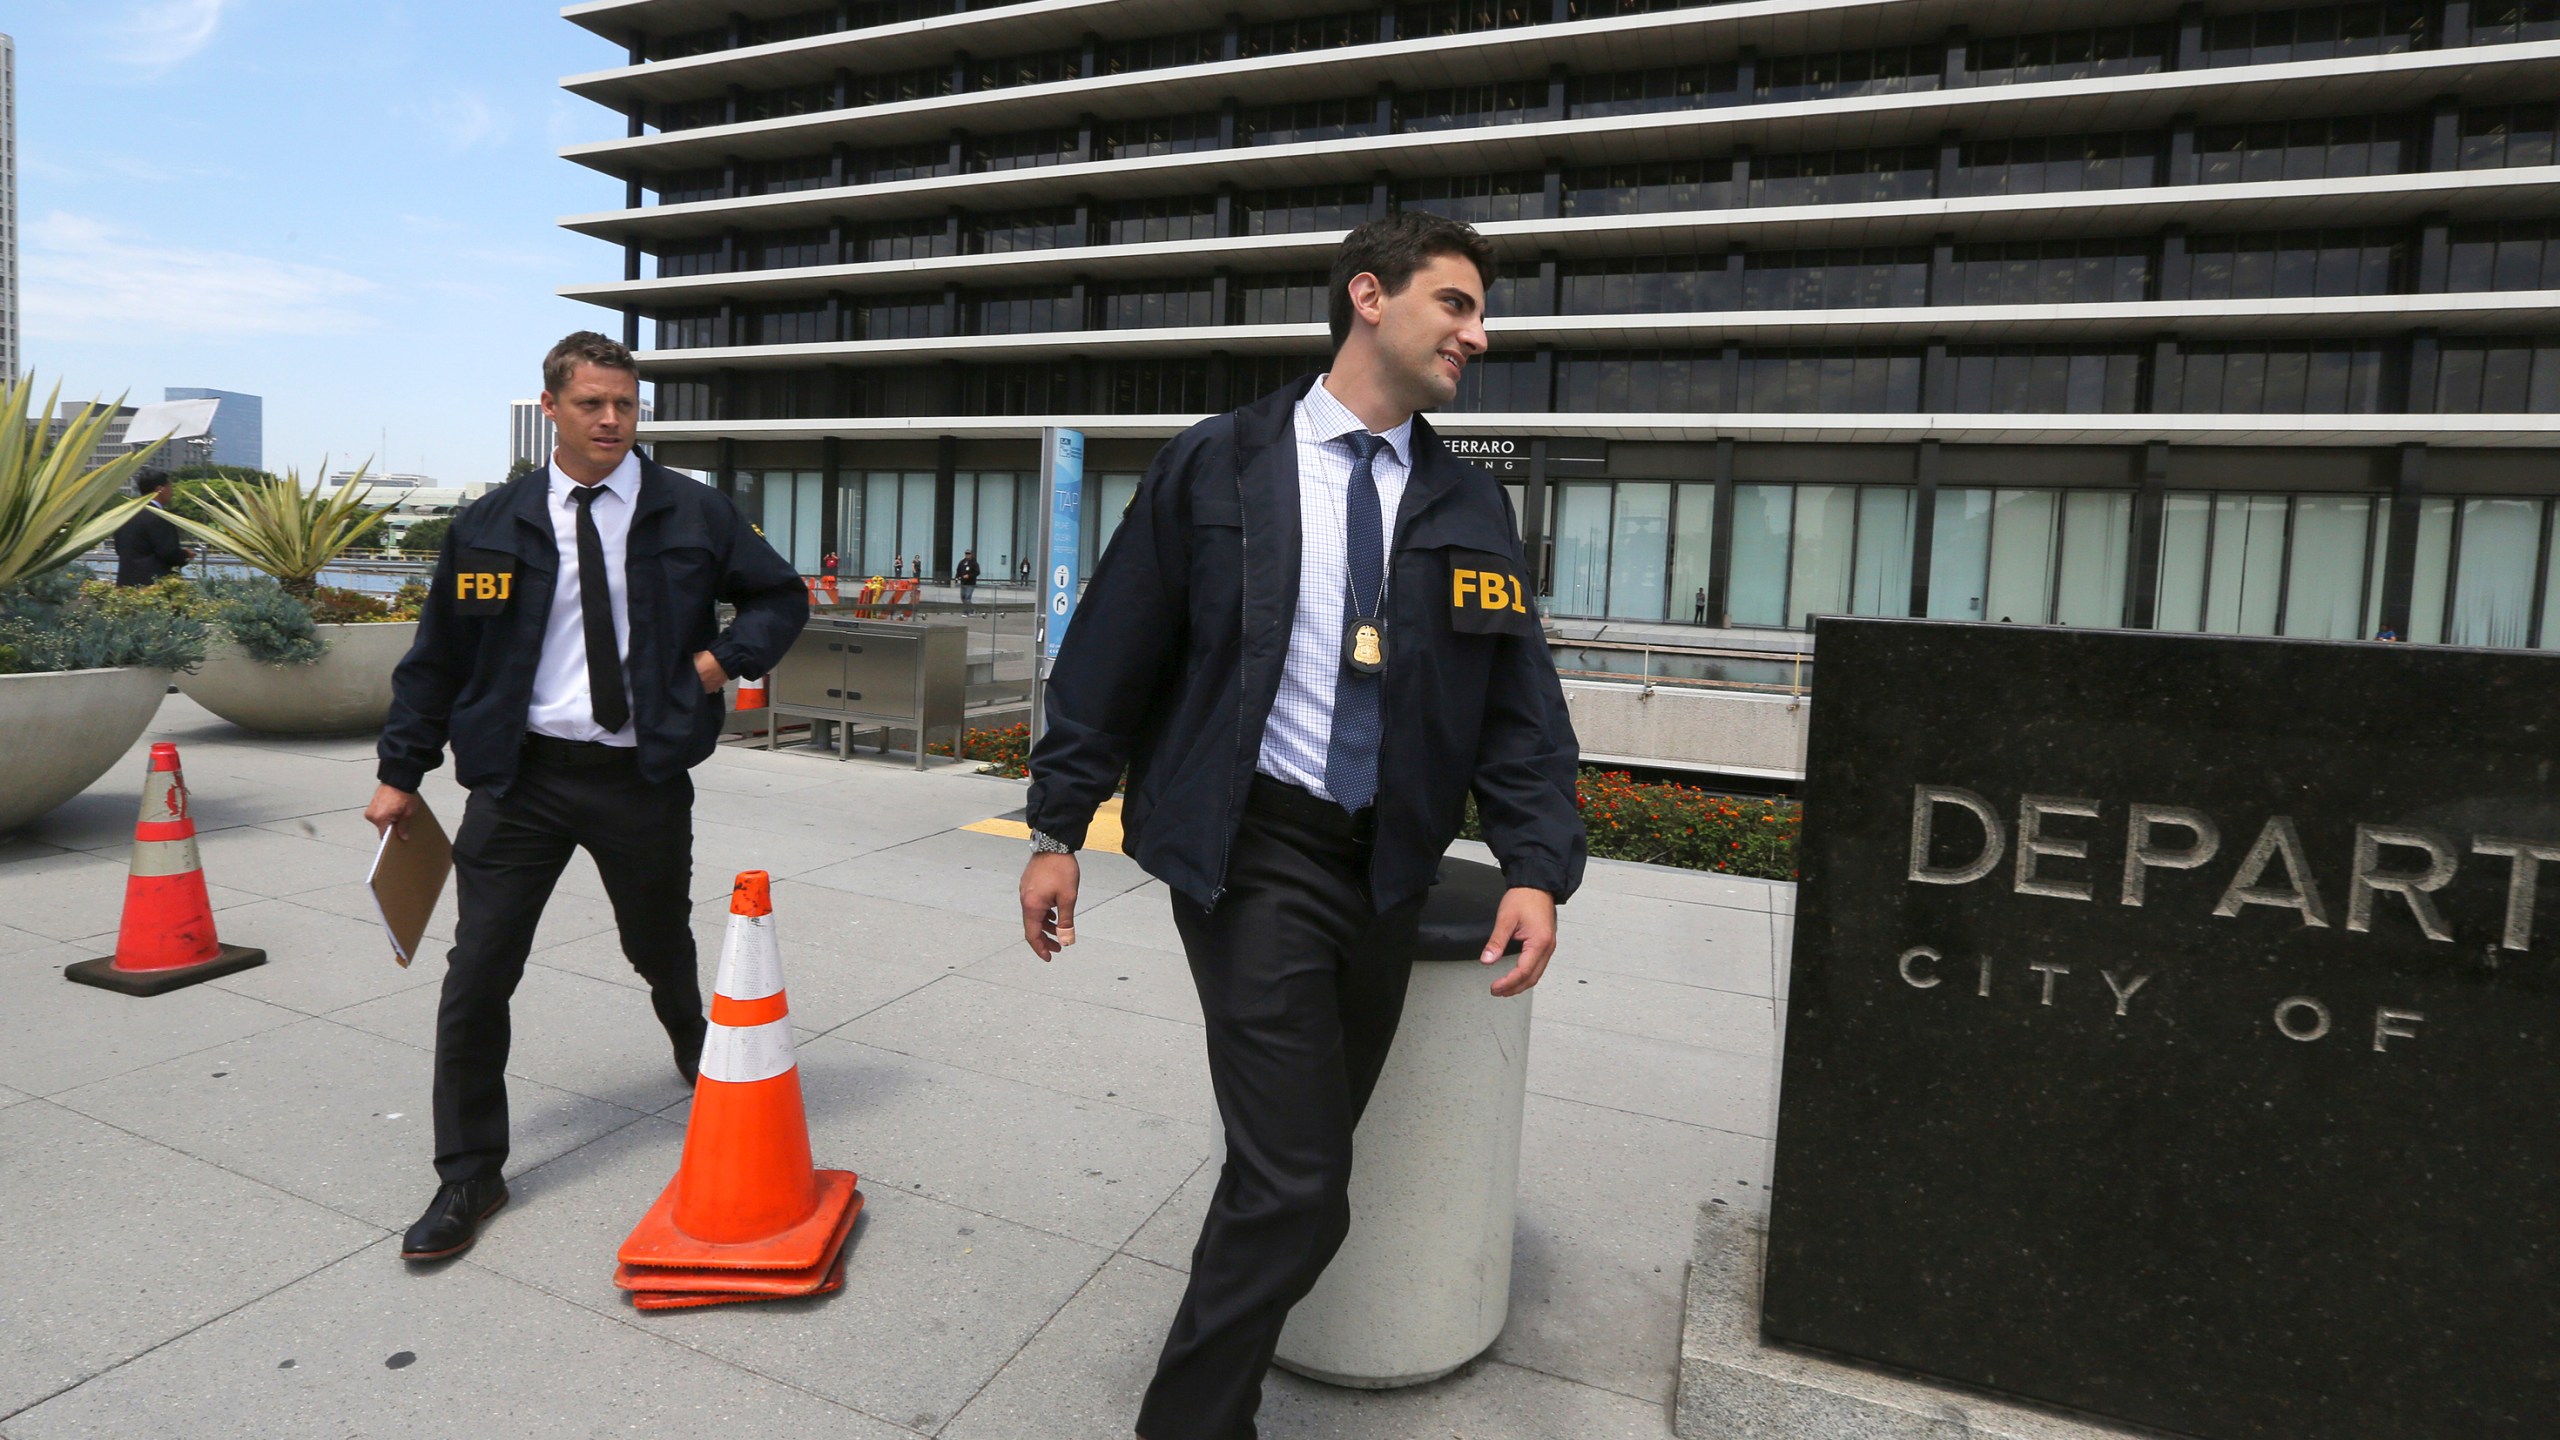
[200,576,324,665]
[0,566,210,675]
[1463,770,1800,881]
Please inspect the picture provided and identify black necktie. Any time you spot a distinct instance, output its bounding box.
[568,485,629,734]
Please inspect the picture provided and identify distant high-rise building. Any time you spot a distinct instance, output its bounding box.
[2,33,18,388]
[510,399,555,469]
[164,388,263,470]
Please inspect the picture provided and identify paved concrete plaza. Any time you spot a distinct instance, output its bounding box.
[0,696,1787,1439]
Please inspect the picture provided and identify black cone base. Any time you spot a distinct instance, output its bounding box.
[65,945,266,997]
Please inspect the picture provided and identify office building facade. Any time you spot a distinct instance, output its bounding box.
[558,0,2560,643]
[511,398,558,469]
[2,33,18,389]
[163,388,263,471]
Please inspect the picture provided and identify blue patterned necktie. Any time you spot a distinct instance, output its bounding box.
[1325,431,1389,812]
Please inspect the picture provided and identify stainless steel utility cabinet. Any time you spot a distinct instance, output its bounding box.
[766,617,966,769]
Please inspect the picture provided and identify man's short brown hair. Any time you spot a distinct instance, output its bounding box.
[542,331,639,394]
[1327,212,1499,350]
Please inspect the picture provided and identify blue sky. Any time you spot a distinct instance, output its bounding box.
[12,1,631,483]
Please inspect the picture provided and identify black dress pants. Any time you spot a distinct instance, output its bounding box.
[432,741,704,1185]
[1137,778,1424,1440]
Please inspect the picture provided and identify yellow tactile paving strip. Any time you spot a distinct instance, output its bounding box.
[962,796,1125,856]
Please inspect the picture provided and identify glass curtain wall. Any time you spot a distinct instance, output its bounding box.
[1926,489,2131,626]
[2154,492,2389,640]
[1543,483,1716,620]
[2400,495,2559,648]
[1085,473,1143,571]
[848,471,936,577]
[752,471,825,574]
[1727,484,1917,628]
[953,472,1032,583]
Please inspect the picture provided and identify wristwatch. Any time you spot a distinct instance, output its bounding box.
[1028,829,1075,855]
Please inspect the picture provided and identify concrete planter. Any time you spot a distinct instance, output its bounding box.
[0,667,171,835]
[1275,858,1534,1389]
[179,620,417,735]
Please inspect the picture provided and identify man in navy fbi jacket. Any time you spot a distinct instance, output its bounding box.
[1018,213,1587,1439]
[366,332,808,1262]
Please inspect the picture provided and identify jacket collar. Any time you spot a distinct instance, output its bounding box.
[500,451,677,554]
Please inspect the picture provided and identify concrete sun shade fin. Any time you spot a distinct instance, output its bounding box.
[615,870,864,1304]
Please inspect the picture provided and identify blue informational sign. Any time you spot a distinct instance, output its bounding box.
[1039,427,1085,661]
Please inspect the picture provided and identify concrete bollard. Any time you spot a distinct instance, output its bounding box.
[1274,857,1533,1389]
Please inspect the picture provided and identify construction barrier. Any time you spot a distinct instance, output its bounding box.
[64,743,266,996]
[616,871,862,1308]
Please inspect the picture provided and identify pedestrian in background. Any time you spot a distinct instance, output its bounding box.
[955,549,982,613]
[113,470,192,587]
[1018,212,1585,1439]
[367,331,808,1263]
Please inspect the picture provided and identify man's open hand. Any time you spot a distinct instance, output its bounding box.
[1020,851,1080,961]
[1481,886,1558,997]
[693,650,728,694]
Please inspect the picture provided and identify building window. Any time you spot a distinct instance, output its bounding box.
[1563,160,1735,216]
[858,217,951,262]
[849,65,950,108]
[751,471,826,573]
[1241,184,1382,235]
[952,471,1034,581]
[1946,240,2153,305]
[2170,341,2388,412]
[755,157,832,196]
[1752,146,1937,206]
[1968,25,2172,83]
[2446,220,2560,290]
[1949,346,2145,413]
[1103,197,1217,245]
[854,293,950,340]
[2468,1,2560,44]
[972,287,1080,335]
[858,140,952,185]
[1446,354,1549,412]
[1727,484,1917,628]
[1101,28,1223,72]
[655,309,720,350]
[2197,115,2412,183]
[2186,229,2404,298]
[655,379,711,421]
[1928,489,2132,627]
[1757,46,1940,103]
[972,208,1081,254]
[970,127,1080,173]
[2157,492,2389,640]
[974,46,1081,92]
[1561,256,1734,314]
[655,240,721,278]
[2459,103,2560,169]
[750,302,832,345]
[1237,272,1330,325]
[2433,337,2560,412]
[1401,172,1545,224]
[1740,349,1926,412]
[1098,282,1216,329]
[1557,350,1728,411]
[1953,133,2162,195]
[1744,248,1931,310]
[1397,82,1547,133]
[1241,98,1380,147]
[1102,112,1223,160]
[654,169,724,205]
[1569,65,1730,119]
[1397,0,1542,39]
[2200,4,2428,66]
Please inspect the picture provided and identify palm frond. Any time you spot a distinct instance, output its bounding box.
[164,461,387,588]
[0,375,165,591]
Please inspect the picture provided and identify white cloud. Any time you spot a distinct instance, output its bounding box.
[23,213,378,341]
[114,0,231,73]
[405,92,510,153]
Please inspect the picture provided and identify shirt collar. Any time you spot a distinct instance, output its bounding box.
[1299,374,1414,469]
[549,449,641,507]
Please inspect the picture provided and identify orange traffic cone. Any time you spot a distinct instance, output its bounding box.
[65,743,266,996]
[734,673,768,712]
[616,872,861,1306]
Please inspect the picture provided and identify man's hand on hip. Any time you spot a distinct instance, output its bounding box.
[1019,852,1080,961]
[366,784,419,841]
[693,650,728,694]
[1482,886,1558,997]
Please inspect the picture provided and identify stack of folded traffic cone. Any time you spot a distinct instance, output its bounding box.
[64,743,265,996]
[615,871,862,1310]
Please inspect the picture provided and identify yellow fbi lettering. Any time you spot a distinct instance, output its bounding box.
[1451,568,1529,614]
[455,572,513,601]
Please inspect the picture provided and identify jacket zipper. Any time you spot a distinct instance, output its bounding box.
[1209,449,1250,912]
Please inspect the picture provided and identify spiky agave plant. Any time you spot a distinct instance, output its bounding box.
[165,462,386,598]
[0,376,165,592]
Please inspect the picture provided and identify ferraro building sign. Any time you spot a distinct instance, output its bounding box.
[1765,618,2557,1440]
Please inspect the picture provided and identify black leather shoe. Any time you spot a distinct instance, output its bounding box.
[401,1177,507,1261]
[671,1023,706,1086]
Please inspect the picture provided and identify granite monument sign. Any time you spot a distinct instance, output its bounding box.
[1765,618,2556,1439]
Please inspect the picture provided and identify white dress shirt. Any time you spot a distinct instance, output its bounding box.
[1255,376,1414,801]
[527,451,641,746]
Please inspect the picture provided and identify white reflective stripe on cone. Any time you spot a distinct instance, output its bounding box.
[129,836,203,879]
[715,912,786,1001]
[699,1017,796,1084]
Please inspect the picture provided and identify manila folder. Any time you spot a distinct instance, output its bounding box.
[367,801,453,967]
